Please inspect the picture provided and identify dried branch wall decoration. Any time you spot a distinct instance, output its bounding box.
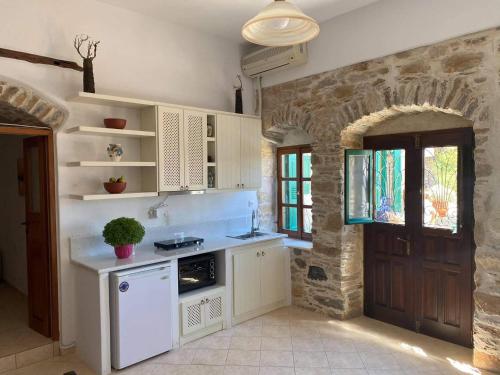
[73,34,100,93]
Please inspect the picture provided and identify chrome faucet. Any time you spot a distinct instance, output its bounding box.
[251,209,260,235]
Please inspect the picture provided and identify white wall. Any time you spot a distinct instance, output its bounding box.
[0,0,256,347]
[264,0,500,87]
[0,136,28,295]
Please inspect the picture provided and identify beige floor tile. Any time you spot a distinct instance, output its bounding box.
[261,337,293,351]
[151,348,196,364]
[3,353,94,375]
[331,370,368,375]
[258,367,295,375]
[194,336,231,349]
[293,351,329,368]
[225,349,260,366]
[358,352,400,370]
[15,343,53,368]
[294,368,331,375]
[262,325,291,338]
[326,352,364,369]
[291,326,321,338]
[292,337,324,351]
[321,338,356,353]
[260,350,293,367]
[224,365,259,375]
[232,325,262,337]
[191,349,227,365]
[229,336,261,350]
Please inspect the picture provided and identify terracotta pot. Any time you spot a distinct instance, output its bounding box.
[104,182,126,194]
[114,244,134,259]
[432,200,449,218]
[104,118,127,129]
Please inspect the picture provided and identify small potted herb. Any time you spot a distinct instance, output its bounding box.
[103,217,145,259]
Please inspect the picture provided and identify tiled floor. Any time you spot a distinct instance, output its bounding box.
[0,283,52,358]
[3,306,491,375]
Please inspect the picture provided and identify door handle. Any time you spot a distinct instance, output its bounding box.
[396,237,411,256]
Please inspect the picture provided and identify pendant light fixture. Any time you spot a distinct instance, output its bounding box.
[242,0,320,47]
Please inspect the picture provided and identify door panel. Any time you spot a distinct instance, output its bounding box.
[240,117,262,189]
[183,110,207,190]
[24,137,51,337]
[157,107,185,191]
[364,128,473,347]
[233,249,261,317]
[260,247,286,307]
[217,115,241,189]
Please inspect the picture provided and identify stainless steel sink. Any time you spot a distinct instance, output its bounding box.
[227,232,268,240]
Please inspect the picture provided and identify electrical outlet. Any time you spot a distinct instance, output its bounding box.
[148,207,158,219]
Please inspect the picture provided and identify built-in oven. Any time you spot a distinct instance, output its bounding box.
[178,253,216,294]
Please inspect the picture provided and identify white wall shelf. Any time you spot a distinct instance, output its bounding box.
[69,192,159,201]
[207,137,216,142]
[66,126,155,138]
[207,162,216,167]
[67,92,156,109]
[67,161,156,167]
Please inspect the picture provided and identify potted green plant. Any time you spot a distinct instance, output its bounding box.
[103,217,145,259]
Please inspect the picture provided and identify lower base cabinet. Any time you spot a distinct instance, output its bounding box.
[179,286,225,344]
[233,245,288,322]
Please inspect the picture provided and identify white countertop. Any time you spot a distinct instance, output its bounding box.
[71,232,287,274]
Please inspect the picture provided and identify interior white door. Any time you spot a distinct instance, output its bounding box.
[260,246,287,307]
[217,114,241,189]
[204,290,224,327]
[240,117,262,189]
[157,106,185,192]
[181,298,205,336]
[233,249,261,317]
[183,110,207,190]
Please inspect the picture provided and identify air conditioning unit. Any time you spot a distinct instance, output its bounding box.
[241,44,308,78]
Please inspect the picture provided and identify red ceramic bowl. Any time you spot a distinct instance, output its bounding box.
[104,182,127,194]
[104,118,127,129]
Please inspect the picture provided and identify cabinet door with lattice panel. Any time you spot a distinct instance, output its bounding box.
[157,106,185,191]
[183,110,208,190]
[181,298,205,336]
[205,290,224,327]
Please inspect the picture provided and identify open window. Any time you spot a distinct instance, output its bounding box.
[345,148,406,225]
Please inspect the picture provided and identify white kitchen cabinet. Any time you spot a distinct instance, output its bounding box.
[217,114,241,189]
[179,286,225,343]
[232,245,288,322]
[157,107,207,192]
[233,247,261,317]
[216,114,261,190]
[240,117,262,189]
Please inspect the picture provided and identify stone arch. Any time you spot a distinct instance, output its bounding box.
[0,77,68,128]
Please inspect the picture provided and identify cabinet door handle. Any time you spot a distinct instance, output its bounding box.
[256,251,261,257]
[237,183,240,188]
[205,298,210,303]
[262,251,265,256]
[242,183,245,188]
[200,299,205,305]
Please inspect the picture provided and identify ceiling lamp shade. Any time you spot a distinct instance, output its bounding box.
[242,0,320,47]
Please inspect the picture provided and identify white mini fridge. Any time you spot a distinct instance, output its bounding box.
[110,263,173,369]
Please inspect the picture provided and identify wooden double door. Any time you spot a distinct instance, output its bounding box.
[363,128,474,347]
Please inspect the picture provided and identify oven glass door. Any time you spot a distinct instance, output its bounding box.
[178,257,215,293]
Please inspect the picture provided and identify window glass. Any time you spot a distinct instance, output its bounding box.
[347,153,372,221]
[282,207,298,231]
[282,181,298,205]
[302,181,312,205]
[423,146,458,232]
[302,152,312,178]
[281,154,297,178]
[303,208,312,233]
[374,149,405,224]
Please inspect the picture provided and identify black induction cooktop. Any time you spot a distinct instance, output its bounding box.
[154,237,204,251]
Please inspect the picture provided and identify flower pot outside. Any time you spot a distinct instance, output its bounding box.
[114,244,134,259]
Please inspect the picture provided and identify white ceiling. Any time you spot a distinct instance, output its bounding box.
[97,0,380,43]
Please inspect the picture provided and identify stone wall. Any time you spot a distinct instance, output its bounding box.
[261,27,500,371]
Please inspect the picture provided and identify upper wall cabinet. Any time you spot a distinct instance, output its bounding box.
[157,106,207,192]
[217,114,262,190]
